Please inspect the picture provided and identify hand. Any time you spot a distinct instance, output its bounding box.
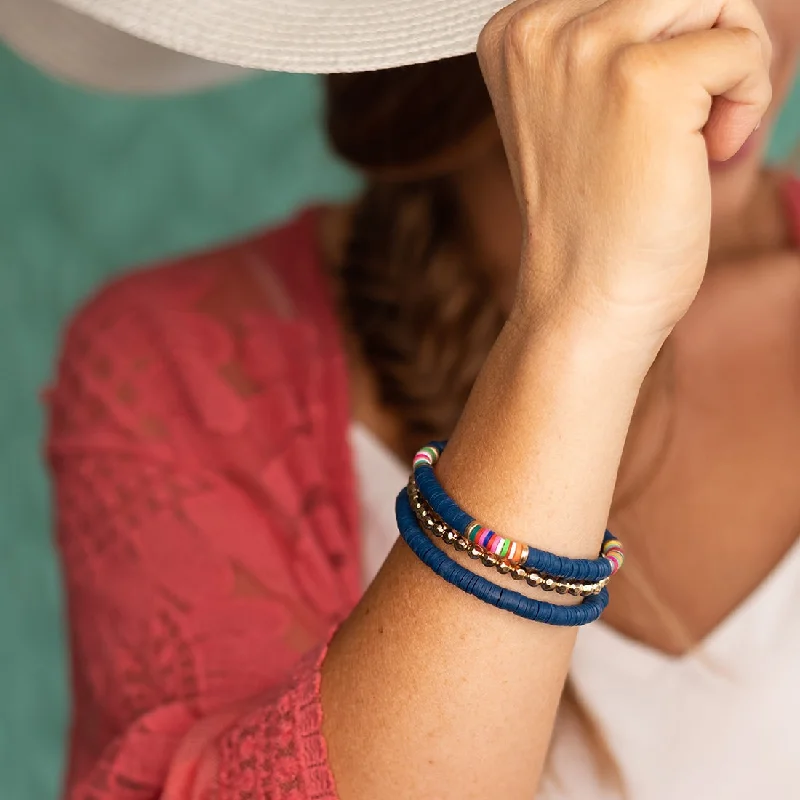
[477,0,773,346]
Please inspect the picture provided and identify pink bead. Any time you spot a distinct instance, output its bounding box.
[476,528,493,548]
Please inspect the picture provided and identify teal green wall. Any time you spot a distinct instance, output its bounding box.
[0,44,358,800]
[0,39,798,799]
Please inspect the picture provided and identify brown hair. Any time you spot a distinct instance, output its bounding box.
[324,56,504,460]
[324,55,621,791]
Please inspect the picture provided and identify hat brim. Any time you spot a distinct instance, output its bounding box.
[5,0,507,87]
[0,0,253,93]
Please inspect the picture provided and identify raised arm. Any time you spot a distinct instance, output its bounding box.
[322,0,772,797]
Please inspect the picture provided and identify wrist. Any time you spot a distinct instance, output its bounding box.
[506,295,666,384]
[439,296,658,561]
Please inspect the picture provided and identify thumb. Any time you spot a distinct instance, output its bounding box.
[704,94,763,162]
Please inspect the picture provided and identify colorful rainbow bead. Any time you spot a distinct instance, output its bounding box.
[602,538,625,574]
[412,443,625,580]
[476,528,493,549]
[413,446,438,469]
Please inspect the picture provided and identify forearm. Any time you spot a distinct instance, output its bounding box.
[322,300,658,800]
[441,303,658,561]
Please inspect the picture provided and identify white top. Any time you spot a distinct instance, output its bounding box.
[348,422,800,799]
[349,423,410,589]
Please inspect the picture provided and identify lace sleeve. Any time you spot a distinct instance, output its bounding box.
[45,270,352,800]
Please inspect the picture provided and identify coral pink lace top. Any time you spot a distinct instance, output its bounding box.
[46,173,800,800]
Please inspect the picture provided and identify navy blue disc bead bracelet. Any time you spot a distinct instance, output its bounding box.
[413,442,625,582]
[396,489,609,625]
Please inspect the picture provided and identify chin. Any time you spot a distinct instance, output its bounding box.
[709,152,764,223]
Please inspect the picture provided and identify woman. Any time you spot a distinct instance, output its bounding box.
[45,0,800,797]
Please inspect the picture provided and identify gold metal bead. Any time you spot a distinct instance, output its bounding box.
[555,582,568,595]
[495,560,512,575]
[542,578,556,592]
[580,586,594,597]
[567,584,581,597]
[454,537,470,552]
[468,546,483,560]
[444,529,458,544]
[481,552,499,568]
[511,566,528,581]
[526,573,543,589]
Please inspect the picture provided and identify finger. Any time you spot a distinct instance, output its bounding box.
[484,0,609,34]
[589,0,772,65]
[636,26,772,158]
[477,0,607,75]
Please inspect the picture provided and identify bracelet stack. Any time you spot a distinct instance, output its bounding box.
[395,441,625,626]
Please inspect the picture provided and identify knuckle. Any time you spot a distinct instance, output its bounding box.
[729,26,772,74]
[501,5,558,66]
[476,24,501,72]
[726,28,771,67]
[477,2,526,70]
[502,10,539,63]
[732,25,764,58]
[609,45,661,98]
[727,28,773,112]
[561,20,606,67]
[476,14,501,59]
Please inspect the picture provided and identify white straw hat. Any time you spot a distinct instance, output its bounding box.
[0,0,509,93]
[0,0,254,92]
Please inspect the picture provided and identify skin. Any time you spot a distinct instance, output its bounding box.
[315,1,790,798]
[321,0,800,656]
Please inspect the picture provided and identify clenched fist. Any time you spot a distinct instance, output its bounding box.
[478,0,773,346]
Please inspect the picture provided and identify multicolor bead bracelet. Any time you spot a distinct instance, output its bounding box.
[396,488,610,626]
[413,442,625,582]
[408,478,608,597]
